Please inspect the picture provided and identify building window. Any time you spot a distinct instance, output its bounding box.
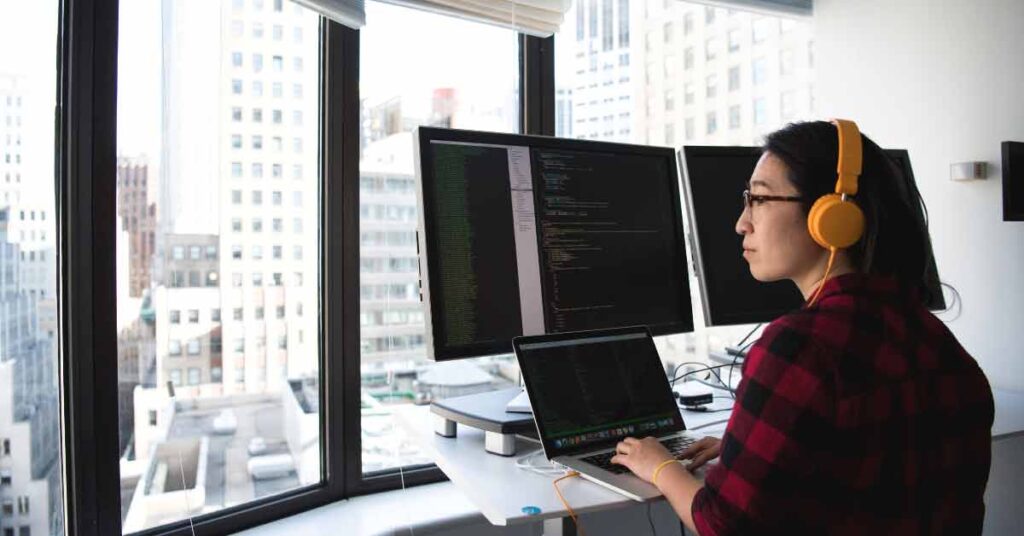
[706,74,718,98]
[187,339,201,356]
[729,105,741,129]
[706,111,718,135]
[753,57,767,85]
[728,65,740,92]
[0,469,11,486]
[168,340,182,356]
[169,369,182,386]
[188,309,199,323]
[188,368,201,385]
[212,308,221,322]
[170,310,180,324]
[753,97,767,125]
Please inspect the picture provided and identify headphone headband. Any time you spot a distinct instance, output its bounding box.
[831,118,862,196]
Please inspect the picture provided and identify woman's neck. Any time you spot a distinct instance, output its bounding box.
[795,252,856,301]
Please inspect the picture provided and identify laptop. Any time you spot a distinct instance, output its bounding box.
[513,326,700,501]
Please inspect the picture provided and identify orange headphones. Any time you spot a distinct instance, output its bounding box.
[806,118,864,306]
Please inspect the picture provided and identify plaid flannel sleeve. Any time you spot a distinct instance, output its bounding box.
[691,320,836,535]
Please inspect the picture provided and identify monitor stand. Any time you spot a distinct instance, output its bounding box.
[430,388,536,456]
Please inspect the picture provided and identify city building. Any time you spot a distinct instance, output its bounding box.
[117,158,157,299]
[567,0,634,142]
[153,234,223,398]
[636,3,815,146]
[0,207,60,536]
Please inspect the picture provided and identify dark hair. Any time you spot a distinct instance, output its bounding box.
[763,120,950,309]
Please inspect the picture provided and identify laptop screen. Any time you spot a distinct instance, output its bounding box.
[514,327,686,459]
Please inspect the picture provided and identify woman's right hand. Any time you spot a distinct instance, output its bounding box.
[679,437,721,471]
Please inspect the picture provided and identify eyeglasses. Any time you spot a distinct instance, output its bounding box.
[742,189,804,210]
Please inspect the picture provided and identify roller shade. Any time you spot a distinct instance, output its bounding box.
[291,0,366,28]
[689,0,812,17]
[293,0,573,36]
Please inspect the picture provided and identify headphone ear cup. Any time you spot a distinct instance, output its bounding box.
[808,194,865,249]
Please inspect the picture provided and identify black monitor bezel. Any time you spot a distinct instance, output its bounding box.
[678,145,948,328]
[416,127,694,361]
[1003,141,1024,222]
[678,145,802,326]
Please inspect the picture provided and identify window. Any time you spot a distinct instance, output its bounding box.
[357,0,518,475]
[728,65,740,92]
[780,48,795,76]
[728,28,741,52]
[255,306,265,320]
[1,438,9,456]
[729,105,741,129]
[664,89,674,112]
[170,310,180,324]
[753,57,767,85]
[0,469,11,486]
[706,74,718,98]
[683,47,693,70]
[754,97,767,125]
[706,111,718,134]
[116,1,322,530]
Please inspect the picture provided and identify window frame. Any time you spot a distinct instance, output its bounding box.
[61,2,550,535]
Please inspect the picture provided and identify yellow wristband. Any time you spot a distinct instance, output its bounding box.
[651,459,680,488]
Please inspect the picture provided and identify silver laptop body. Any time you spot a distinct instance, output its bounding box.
[513,326,699,501]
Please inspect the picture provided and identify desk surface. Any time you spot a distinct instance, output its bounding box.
[395,388,1024,527]
[394,400,729,527]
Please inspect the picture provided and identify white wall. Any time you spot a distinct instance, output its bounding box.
[814,0,1024,390]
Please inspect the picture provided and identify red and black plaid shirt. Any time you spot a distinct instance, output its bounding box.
[692,273,994,535]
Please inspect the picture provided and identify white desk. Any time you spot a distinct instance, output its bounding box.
[393,400,730,536]
[396,389,1024,536]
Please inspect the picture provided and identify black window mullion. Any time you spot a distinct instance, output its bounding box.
[521,34,556,136]
[60,0,122,534]
[323,18,354,499]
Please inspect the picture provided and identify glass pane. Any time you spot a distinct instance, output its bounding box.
[116,1,321,532]
[555,1,815,362]
[0,1,63,535]
[359,1,520,474]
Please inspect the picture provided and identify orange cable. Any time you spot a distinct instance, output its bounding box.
[807,247,837,307]
[553,471,586,536]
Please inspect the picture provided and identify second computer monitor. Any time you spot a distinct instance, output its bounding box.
[679,146,946,328]
[415,127,694,361]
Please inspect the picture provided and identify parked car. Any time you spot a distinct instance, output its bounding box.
[247,454,295,480]
[212,409,237,435]
[247,436,269,456]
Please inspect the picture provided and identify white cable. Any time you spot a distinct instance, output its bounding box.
[514,448,564,476]
[175,450,198,536]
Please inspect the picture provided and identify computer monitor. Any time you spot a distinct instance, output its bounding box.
[679,146,946,328]
[415,127,694,361]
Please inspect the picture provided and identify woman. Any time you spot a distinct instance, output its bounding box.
[611,120,994,534]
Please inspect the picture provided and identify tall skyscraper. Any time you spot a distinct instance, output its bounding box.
[635,3,815,146]
[568,0,635,141]
[155,0,320,395]
[117,157,157,298]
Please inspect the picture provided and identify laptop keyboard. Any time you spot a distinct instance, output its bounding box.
[580,436,696,475]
